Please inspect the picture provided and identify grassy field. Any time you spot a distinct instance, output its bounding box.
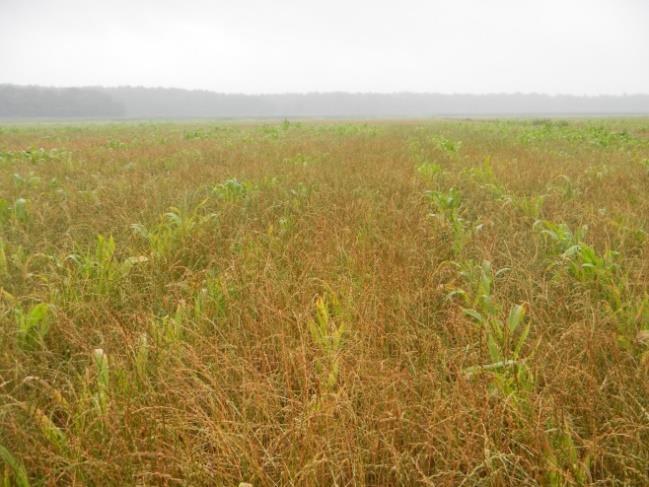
[1,119,649,485]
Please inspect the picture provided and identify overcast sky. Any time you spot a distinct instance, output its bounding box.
[1,0,648,95]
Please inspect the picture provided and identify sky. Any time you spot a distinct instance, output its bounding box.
[1,0,648,95]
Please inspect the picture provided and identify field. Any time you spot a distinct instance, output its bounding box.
[1,119,649,485]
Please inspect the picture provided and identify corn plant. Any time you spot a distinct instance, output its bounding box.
[213,178,249,202]
[105,139,128,148]
[192,275,227,324]
[0,238,7,278]
[544,418,591,486]
[283,153,316,167]
[133,333,150,383]
[432,135,461,154]
[448,260,507,319]
[151,302,187,346]
[0,444,30,487]
[132,203,216,260]
[555,175,579,199]
[15,303,50,351]
[427,188,462,217]
[535,220,618,287]
[641,158,649,176]
[0,198,29,227]
[449,261,532,398]
[613,296,649,364]
[184,130,209,141]
[92,348,110,415]
[427,188,471,257]
[12,172,41,189]
[66,235,137,297]
[33,407,68,453]
[308,295,347,394]
[562,241,618,285]
[534,220,585,253]
[463,158,496,184]
[515,194,546,220]
[13,199,28,224]
[415,161,442,179]
[463,304,533,398]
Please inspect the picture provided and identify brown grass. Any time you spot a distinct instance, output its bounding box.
[1,119,649,485]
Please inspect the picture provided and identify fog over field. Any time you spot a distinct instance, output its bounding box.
[2,85,649,119]
[1,0,648,116]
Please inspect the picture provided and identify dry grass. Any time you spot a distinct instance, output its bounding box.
[1,119,649,485]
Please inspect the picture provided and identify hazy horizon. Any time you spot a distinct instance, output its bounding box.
[5,83,649,97]
[1,0,648,96]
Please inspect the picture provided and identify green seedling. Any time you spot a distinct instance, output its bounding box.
[415,162,442,179]
[308,295,347,394]
[0,444,30,487]
[464,303,533,399]
[432,135,461,154]
[213,178,249,201]
[640,159,649,176]
[427,188,462,217]
[15,303,50,351]
[283,153,316,167]
[0,238,7,277]
[67,235,139,297]
[515,194,546,220]
[544,418,591,486]
[93,348,110,415]
[132,202,217,260]
[449,260,507,319]
[426,188,471,256]
[535,220,618,286]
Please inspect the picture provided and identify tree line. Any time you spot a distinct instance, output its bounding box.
[1,84,648,119]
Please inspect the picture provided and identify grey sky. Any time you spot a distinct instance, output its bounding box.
[1,0,648,95]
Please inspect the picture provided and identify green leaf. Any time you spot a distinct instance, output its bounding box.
[507,304,526,333]
[0,444,30,487]
[462,308,484,324]
[515,322,531,357]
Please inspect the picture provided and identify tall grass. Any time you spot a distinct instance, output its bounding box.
[0,119,648,485]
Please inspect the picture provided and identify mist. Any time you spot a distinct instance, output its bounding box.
[1,0,648,96]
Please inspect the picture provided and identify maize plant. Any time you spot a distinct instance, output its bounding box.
[463,303,533,399]
[427,188,472,256]
[308,295,347,395]
[212,178,249,202]
[92,348,110,415]
[641,158,649,175]
[432,135,461,154]
[415,161,442,179]
[0,444,30,487]
[15,303,50,351]
[131,203,216,260]
[535,220,619,297]
[544,418,591,486]
[448,260,507,319]
[66,235,141,297]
